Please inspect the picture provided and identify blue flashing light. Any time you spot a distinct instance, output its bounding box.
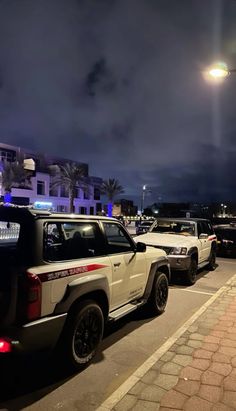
[107,202,113,217]
[4,193,12,204]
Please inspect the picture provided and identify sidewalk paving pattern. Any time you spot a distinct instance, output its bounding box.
[99,275,236,411]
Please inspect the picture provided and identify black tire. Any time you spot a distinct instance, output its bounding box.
[147,272,169,315]
[184,259,197,285]
[59,300,104,371]
[208,249,216,271]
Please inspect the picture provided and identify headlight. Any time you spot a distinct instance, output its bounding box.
[169,247,187,255]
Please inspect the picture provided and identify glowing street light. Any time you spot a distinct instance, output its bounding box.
[141,185,146,215]
[220,203,227,218]
[209,62,229,79]
[205,61,236,82]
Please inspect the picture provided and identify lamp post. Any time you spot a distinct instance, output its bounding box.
[141,185,146,215]
[220,203,227,218]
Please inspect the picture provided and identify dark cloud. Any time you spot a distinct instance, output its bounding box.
[0,0,235,205]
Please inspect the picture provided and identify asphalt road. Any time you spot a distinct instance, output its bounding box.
[0,258,235,411]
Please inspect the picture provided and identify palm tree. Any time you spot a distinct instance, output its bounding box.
[101,178,124,217]
[1,160,30,198]
[50,162,87,213]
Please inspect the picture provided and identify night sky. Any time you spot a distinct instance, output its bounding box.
[0,0,236,207]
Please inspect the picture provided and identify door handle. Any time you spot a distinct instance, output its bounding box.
[114,262,121,267]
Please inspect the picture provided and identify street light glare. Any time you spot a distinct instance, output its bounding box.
[205,61,229,82]
[209,68,229,78]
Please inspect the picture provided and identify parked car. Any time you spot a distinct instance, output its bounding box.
[136,220,154,235]
[214,224,236,257]
[0,205,170,370]
[133,218,217,285]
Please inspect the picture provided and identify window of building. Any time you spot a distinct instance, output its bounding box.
[80,207,86,215]
[74,187,80,198]
[90,207,94,215]
[60,185,69,197]
[94,188,100,201]
[0,149,16,162]
[83,189,90,200]
[49,186,58,197]
[37,180,45,195]
[96,203,102,214]
[57,205,68,213]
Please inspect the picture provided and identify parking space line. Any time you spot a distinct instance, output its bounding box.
[217,258,236,264]
[173,288,215,296]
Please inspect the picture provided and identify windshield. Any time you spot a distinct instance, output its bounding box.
[150,220,196,236]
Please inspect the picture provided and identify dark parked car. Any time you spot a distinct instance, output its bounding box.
[136,220,154,235]
[214,224,236,257]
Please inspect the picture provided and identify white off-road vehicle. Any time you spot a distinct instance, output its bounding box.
[0,206,170,369]
[134,218,217,285]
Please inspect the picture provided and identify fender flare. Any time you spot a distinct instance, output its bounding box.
[187,247,198,260]
[54,273,110,315]
[143,258,170,301]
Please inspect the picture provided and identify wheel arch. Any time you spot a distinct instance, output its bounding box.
[66,290,109,321]
[143,259,170,301]
[54,274,110,320]
[188,247,198,262]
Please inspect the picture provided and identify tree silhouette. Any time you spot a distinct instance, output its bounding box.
[50,162,87,213]
[101,178,124,217]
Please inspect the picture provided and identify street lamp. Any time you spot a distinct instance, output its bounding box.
[141,185,146,215]
[206,61,236,81]
[220,203,227,218]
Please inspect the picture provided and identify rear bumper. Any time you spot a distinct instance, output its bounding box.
[168,255,191,271]
[0,313,67,354]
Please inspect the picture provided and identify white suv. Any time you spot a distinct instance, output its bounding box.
[134,218,217,285]
[0,206,170,370]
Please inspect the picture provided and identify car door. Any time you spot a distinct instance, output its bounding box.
[102,222,147,310]
[198,222,212,262]
[197,222,208,263]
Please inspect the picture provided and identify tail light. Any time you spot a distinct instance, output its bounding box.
[26,272,42,321]
[0,338,12,353]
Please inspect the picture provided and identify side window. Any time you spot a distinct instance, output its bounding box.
[206,222,214,235]
[103,222,134,254]
[44,221,105,261]
[201,222,213,236]
[197,223,203,237]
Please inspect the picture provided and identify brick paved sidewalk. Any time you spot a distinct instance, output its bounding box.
[102,275,236,411]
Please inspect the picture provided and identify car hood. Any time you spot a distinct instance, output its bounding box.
[134,232,197,248]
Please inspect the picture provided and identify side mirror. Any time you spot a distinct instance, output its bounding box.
[136,242,146,252]
[199,233,208,240]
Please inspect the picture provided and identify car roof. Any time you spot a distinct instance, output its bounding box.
[214,224,236,230]
[154,217,210,223]
[0,205,116,223]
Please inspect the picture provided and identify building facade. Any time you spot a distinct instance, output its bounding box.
[0,142,102,215]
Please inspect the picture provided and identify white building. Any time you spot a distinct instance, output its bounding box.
[0,143,102,215]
